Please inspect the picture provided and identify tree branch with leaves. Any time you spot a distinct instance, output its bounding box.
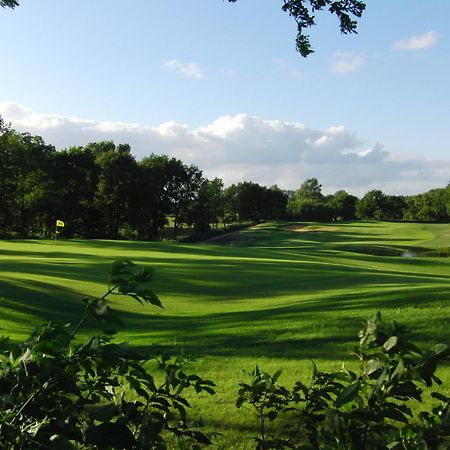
[229,0,366,56]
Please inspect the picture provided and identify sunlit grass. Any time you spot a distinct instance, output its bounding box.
[1,221,449,447]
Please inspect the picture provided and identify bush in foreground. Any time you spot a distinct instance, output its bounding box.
[237,313,449,449]
[0,261,215,449]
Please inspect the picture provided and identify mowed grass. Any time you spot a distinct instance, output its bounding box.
[1,221,449,448]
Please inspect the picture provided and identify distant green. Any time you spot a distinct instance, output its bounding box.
[1,221,449,448]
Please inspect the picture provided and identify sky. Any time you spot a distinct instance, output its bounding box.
[1,0,449,196]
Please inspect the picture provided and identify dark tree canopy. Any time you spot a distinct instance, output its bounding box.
[2,1,366,57]
[0,0,18,8]
[229,0,366,56]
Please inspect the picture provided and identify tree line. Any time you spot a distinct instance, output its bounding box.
[1,118,449,240]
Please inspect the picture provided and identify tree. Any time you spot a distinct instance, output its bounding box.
[48,146,99,238]
[265,185,289,219]
[0,0,18,8]
[356,189,386,220]
[224,182,269,223]
[134,155,203,241]
[166,162,203,240]
[287,178,330,220]
[3,1,366,57]
[446,182,450,218]
[384,194,406,221]
[295,177,323,202]
[229,0,366,56]
[187,177,225,233]
[134,155,172,240]
[326,189,357,221]
[205,177,225,228]
[94,143,139,239]
[0,128,56,237]
[404,188,449,223]
[0,119,15,234]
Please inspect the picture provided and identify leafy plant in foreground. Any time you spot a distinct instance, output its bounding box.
[0,260,215,449]
[237,312,449,449]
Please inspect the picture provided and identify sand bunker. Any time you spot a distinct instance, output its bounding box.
[285,225,338,233]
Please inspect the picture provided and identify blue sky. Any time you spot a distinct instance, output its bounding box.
[1,0,449,195]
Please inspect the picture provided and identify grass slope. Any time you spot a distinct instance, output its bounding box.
[1,221,449,447]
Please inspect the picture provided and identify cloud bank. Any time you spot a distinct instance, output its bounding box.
[392,31,438,51]
[1,101,449,196]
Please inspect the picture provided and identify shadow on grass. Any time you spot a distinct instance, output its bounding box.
[213,221,421,249]
[118,287,450,360]
[1,228,449,361]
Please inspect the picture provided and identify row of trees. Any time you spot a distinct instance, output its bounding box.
[1,119,449,240]
[287,178,450,223]
[0,118,282,239]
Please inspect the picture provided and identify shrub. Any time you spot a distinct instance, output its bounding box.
[0,260,215,449]
[236,312,449,449]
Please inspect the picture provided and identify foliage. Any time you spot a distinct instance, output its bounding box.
[0,260,215,449]
[229,0,366,57]
[356,189,387,221]
[404,189,450,223]
[0,0,18,8]
[236,312,450,449]
[287,178,330,220]
[94,144,139,239]
[224,182,289,224]
[132,154,204,241]
[326,190,357,221]
[186,177,225,233]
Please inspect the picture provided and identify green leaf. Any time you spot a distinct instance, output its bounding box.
[49,435,78,450]
[431,392,449,402]
[142,292,162,308]
[430,343,448,357]
[90,404,119,422]
[382,407,408,423]
[335,381,361,408]
[202,386,215,395]
[383,336,398,352]
[365,359,383,376]
[273,369,282,382]
[189,430,212,445]
[85,422,135,449]
[388,381,422,401]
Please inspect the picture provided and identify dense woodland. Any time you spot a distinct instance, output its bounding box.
[1,116,449,240]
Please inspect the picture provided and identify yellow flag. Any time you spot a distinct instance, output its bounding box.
[56,220,65,227]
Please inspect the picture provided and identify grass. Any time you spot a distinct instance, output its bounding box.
[1,220,449,447]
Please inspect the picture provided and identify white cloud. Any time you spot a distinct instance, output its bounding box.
[392,31,438,51]
[162,59,204,79]
[1,101,449,196]
[330,51,366,75]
